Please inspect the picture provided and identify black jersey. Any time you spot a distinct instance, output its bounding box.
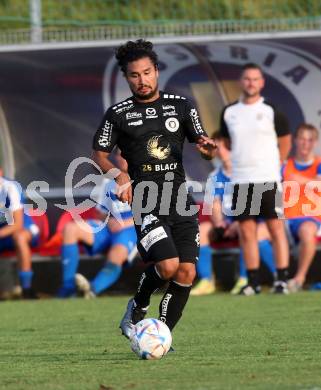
[93,91,207,186]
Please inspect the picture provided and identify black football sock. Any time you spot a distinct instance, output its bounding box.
[276,268,289,282]
[247,269,260,288]
[134,264,167,308]
[158,280,192,331]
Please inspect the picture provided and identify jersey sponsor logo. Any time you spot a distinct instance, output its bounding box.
[98,120,112,147]
[162,105,175,110]
[190,108,204,135]
[163,110,177,117]
[126,112,142,120]
[141,213,158,231]
[128,119,143,126]
[140,226,168,251]
[155,162,177,172]
[147,136,171,160]
[112,99,133,110]
[165,117,179,132]
[146,107,158,119]
[115,104,134,114]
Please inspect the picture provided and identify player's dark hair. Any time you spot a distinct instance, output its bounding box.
[115,39,158,74]
[240,62,264,77]
[295,123,319,139]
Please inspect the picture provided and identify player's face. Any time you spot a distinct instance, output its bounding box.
[125,57,159,101]
[239,68,265,98]
[295,130,318,158]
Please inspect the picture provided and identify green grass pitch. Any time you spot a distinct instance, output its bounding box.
[1,293,321,390]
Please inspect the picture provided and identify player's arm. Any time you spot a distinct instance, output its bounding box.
[278,135,291,164]
[211,197,226,228]
[93,151,132,204]
[92,110,132,204]
[274,109,292,164]
[182,101,217,159]
[0,208,24,238]
[219,108,231,150]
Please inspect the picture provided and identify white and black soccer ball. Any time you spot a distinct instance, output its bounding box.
[130,318,172,360]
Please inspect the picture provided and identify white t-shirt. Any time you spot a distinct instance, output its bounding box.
[0,177,23,225]
[220,97,290,183]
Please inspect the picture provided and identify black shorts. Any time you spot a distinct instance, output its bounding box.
[230,182,283,221]
[135,213,200,264]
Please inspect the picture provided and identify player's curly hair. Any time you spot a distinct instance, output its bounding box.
[115,39,158,74]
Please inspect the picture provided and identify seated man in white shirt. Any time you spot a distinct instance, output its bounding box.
[0,169,40,298]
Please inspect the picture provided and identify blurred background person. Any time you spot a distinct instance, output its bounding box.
[58,153,137,298]
[0,168,40,298]
[191,137,276,296]
[283,123,321,292]
[220,63,291,295]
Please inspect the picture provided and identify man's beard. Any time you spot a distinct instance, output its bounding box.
[132,84,159,101]
[243,89,260,98]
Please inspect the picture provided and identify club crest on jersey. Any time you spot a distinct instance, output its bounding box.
[147,136,171,160]
[165,117,179,132]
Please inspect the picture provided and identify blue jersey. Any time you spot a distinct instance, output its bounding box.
[210,166,231,201]
[209,167,233,221]
[96,179,133,221]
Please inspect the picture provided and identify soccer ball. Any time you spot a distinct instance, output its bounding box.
[130,318,172,360]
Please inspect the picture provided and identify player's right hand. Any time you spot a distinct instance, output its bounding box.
[115,172,132,204]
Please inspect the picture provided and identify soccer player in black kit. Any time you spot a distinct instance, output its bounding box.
[93,39,217,340]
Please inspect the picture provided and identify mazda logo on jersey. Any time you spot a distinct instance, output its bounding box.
[146,108,156,116]
[165,117,179,132]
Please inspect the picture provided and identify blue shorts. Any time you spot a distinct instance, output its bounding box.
[83,220,137,256]
[288,217,321,242]
[0,214,40,252]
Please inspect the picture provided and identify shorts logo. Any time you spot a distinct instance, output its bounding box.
[165,117,179,132]
[195,232,200,247]
[141,214,158,231]
[140,226,168,251]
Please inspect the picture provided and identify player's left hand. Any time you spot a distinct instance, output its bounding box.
[196,136,218,160]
